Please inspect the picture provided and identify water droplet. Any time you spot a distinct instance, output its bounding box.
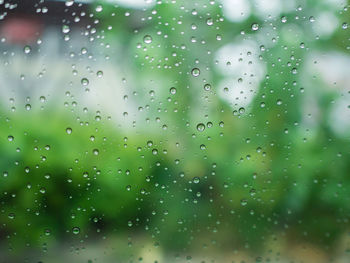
[238,107,245,114]
[81,78,89,86]
[66,128,72,135]
[8,213,15,220]
[40,96,46,102]
[196,123,205,132]
[241,199,248,206]
[95,5,103,12]
[8,135,14,142]
[193,177,200,184]
[206,18,213,26]
[23,45,31,54]
[93,149,99,155]
[191,68,200,77]
[72,227,80,234]
[251,23,259,31]
[170,87,177,94]
[65,0,74,7]
[96,70,103,78]
[143,35,152,44]
[281,16,287,23]
[62,25,70,34]
[342,22,348,29]
[25,104,31,110]
[204,83,211,91]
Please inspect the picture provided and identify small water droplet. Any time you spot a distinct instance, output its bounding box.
[65,0,74,7]
[72,227,80,234]
[170,87,177,94]
[143,35,152,44]
[62,25,70,34]
[204,83,211,91]
[206,18,213,26]
[25,104,31,110]
[81,78,89,86]
[196,123,205,132]
[241,199,248,206]
[251,23,259,31]
[23,45,31,54]
[96,70,103,78]
[8,213,15,220]
[191,68,200,77]
[95,5,103,12]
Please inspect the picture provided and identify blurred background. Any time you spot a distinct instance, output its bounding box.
[0,0,350,262]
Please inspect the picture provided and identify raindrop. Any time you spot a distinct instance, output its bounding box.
[193,177,200,184]
[96,70,103,78]
[65,0,74,7]
[8,213,15,220]
[95,5,103,12]
[170,87,177,94]
[206,18,213,26]
[191,68,200,77]
[143,35,152,44]
[40,96,46,103]
[62,25,70,34]
[196,123,205,132]
[81,78,89,86]
[251,23,259,31]
[72,227,80,234]
[241,199,248,206]
[66,128,72,135]
[238,107,245,114]
[204,83,211,91]
[23,45,31,54]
